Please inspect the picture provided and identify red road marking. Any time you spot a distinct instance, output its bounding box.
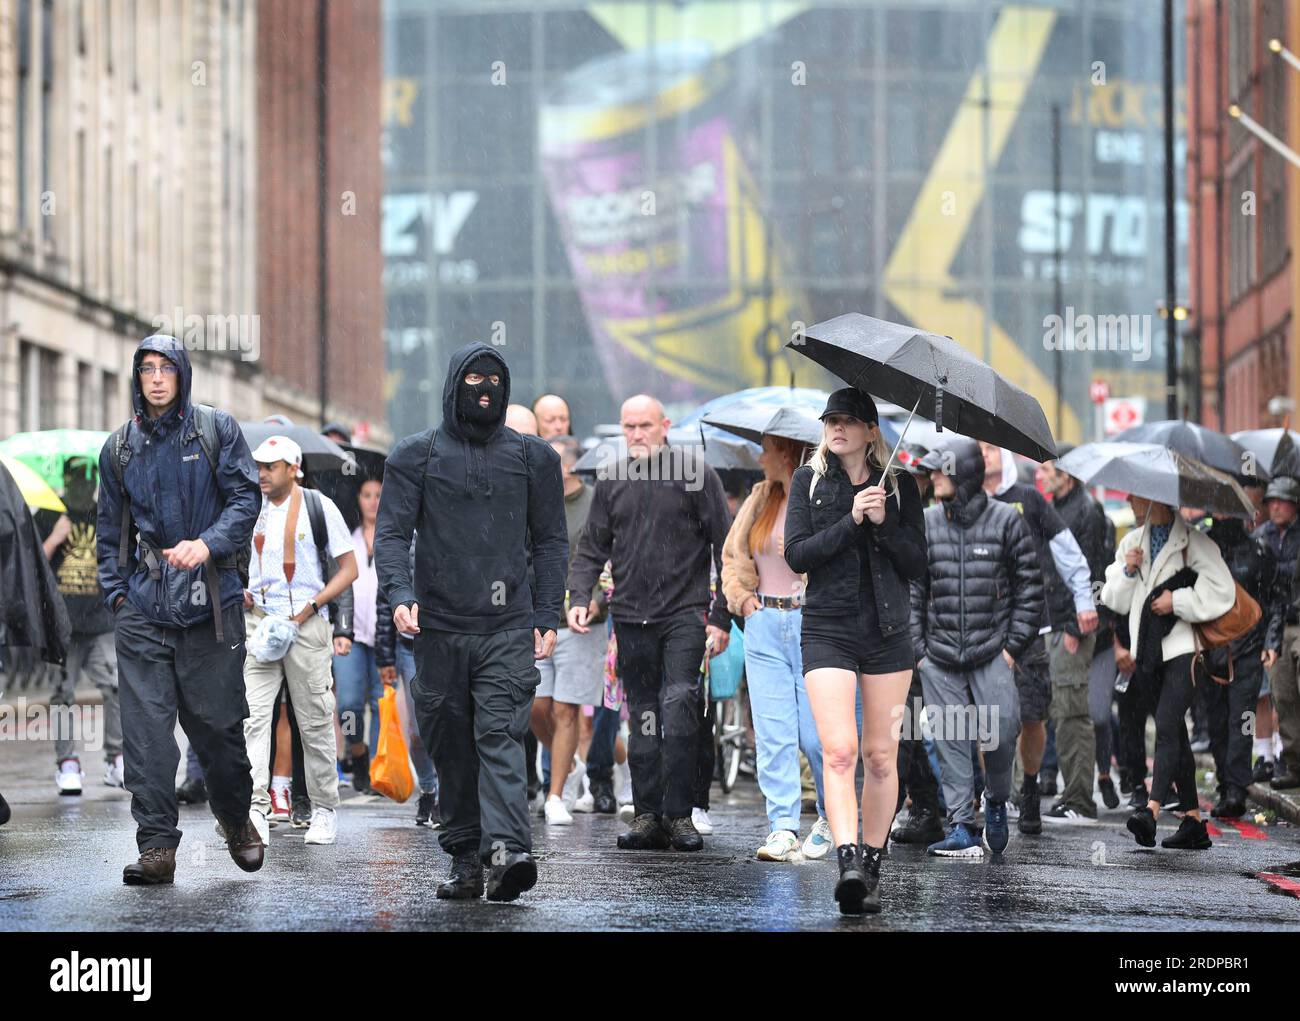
[1204,822,1223,838]
[1256,873,1300,898]
[1222,818,1268,840]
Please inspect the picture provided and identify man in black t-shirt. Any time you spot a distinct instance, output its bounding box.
[37,458,122,795]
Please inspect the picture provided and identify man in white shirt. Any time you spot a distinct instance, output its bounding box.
[242,437,358,846]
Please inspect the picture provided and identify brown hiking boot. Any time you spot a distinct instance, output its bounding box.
[224,817,266,873]
[123,846,177,885]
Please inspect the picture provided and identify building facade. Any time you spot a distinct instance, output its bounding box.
[1187,0,1300,433]
[0,0,259,436]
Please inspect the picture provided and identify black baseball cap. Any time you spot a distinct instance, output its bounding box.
[819,387,879,425]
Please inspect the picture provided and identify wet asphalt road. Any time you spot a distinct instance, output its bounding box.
[2,736,1299,932]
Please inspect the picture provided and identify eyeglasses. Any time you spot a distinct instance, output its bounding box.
[137,363,179,377]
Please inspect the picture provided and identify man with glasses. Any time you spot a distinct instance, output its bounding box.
[97,335,263,885]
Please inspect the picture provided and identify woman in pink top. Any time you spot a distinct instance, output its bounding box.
[721,433,830,864]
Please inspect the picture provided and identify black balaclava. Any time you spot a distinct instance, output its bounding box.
[455,354,505,443]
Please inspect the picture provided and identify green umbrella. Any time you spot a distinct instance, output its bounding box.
[0,429,110,490]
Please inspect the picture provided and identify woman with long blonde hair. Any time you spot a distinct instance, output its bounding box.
[784,388,926,914]
[721,431,832,863]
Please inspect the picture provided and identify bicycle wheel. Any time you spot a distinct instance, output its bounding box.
[719,700,742,793]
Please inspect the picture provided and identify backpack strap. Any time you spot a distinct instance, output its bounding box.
[303,487,329,574]
[112,422,135,569]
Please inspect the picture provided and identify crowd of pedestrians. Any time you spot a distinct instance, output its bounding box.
[5,331,1300,918]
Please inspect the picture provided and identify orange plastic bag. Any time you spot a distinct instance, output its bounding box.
[369,685,414,803]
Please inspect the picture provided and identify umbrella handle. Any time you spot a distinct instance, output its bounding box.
[880,394,923,480]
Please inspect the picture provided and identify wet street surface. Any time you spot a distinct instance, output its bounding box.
[3,736,1299,931]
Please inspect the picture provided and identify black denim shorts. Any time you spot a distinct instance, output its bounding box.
[800,610,915,675]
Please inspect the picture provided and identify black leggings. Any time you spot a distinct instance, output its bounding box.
[1150,654,1199,812]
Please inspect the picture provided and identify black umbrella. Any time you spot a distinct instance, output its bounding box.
[312,444,387,532]
[1114,419,1268,484]
[788,312,1056,466]
[1231,428,1300,479]
[701,405,823,448]
[239,423,350,473]
[1056,442,1255,519]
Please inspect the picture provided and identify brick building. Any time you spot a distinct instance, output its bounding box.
[1187,0,1300,432]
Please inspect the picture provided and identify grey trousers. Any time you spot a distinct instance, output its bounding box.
[919,654,1021,827]
[409,627,538,863]
[52,631,122,763]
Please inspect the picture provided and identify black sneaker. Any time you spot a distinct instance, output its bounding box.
[486,851,538,903]
[176,777,208,805]
[1098,775,1120,810]
[0,790,9,826]
[664,815,704,852]
[1252,757,1275,784]
[1126,807,1157,847]
[1043,801,1098,824]
[415,792,440,828]
[1127,783,1149,811]
[834,844,867,915]
[290,797,312,829]
[1039,777,1058,798]
[1118,773,1134,796]
[351,748,372,793]
[1161,815,1212,850]
[1018,775,1042,835]
[890,805,946,845]
[436,849,484,900]
[617,813,670,850]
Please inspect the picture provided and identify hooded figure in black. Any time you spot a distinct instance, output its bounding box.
[375,342,568,903]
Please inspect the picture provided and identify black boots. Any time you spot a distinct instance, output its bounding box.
[175,777,208,804]
[1211,788,1247,819]
[591,778,618,815]
[123,847,177,885]
[617,813,671,850]
[834,844,868,915]
[436,849,485,900]
[486,851,538,903]
[663,815,704,852]
[352,748,372,793]
[891,805,945,845]
[1162,815,1213,850]
[860,844,883,914]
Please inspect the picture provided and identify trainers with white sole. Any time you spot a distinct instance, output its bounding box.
[691,807,714,835]
[544,795,573,826]
[56,758,84,796]
[304,806,337,845]
[561,759,587,812]
[103,754,125,789]
[616,803,636,823]
[757,830,803,862]
[572,775,595,814]
[801,816,833,860]
[615,761,633,806]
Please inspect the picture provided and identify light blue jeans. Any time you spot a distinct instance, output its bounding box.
[334,641,382,752]
[744,606,826,832]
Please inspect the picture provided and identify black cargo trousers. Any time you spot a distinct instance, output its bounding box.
[410,626,539,863]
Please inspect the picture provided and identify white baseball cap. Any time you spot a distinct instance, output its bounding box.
[251,435,304,478]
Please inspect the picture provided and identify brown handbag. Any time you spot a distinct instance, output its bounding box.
[1179,548,1262,684]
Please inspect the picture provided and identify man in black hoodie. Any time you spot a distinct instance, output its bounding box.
[567,394,733,852]
[375,343,568,903]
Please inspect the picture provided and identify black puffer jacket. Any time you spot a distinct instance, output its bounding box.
[1254,519,1300,628]
[1207,517,1282,659]
[910,439,1042,669]
[784,452,926,638]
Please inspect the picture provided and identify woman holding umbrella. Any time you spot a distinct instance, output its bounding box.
[784,388,927,914]
[720,422,830,863]
[1101,493,1236,850]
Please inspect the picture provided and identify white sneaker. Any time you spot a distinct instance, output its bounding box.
[801,816,833,860]
[531,790,547,816]
[561,758,587,812]
[56,759,84,796]
[757,830,803,862]
[268,787,292,822]
[617,803,636,823]
[304,806,337,845]
[103,754,125,789]
[544,795,573,826]
[615,761,633,806]
[572,776,595,813]
[691,807,714,835]
[250,809,270,846]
